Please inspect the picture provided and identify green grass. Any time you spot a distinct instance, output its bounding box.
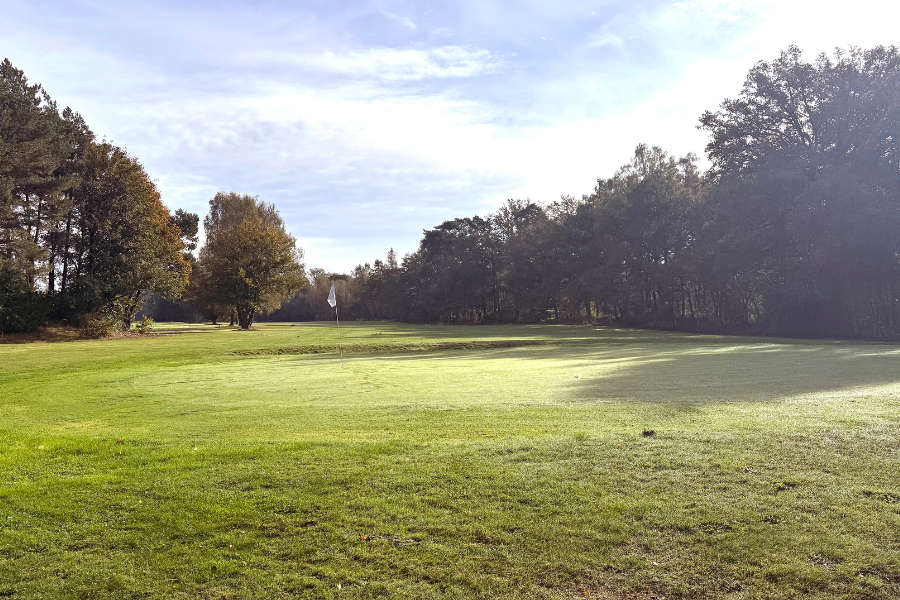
[1,322,898,599]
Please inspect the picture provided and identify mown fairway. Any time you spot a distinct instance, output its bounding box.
[0,323,898,599]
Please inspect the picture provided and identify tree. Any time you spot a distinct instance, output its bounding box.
[0,58,75,288]
[66,143,191,328]
[197,193,305,329]
[700,45,900,337]
[701,45,899,179]
[170,208,199,256]
[0,259,48,334]
[493,199,552,321]
[2,58,191,332]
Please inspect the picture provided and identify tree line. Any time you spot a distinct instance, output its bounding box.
[0,60,303,334]
[263,46,900,340]
[0,58,199,334]
[3,45,898,339]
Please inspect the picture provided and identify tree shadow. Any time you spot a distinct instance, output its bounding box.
[364,333,900,411]
[563,343,899,409]
[0,327,83,344]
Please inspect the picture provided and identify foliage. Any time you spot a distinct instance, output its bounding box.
[66,143,191,328]
[195,193,306,329]
[264,45,899,340]
[1,58,195,330]
[134,315,154,334]
[78,304,126,338]
[698,45,900,337]
[169,208,199,256]
[0,260,48,333]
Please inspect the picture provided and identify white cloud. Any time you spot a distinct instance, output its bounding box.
[587,32,625,49]
[244,46,502,81]
[125,0,900,269]
[6,0,899,272]
[380,9,417,30]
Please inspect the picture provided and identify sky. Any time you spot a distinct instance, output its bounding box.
[4,0,898,271]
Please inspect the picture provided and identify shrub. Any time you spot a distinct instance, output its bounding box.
[79,310,124,339]
[0,262,49,334]
[134,315,154,334]
[0,291,49,334]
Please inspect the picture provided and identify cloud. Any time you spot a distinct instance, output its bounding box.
[4,0,899,272]
[243,45,502,81]
[380,8,417,31]
[587,32,625,49]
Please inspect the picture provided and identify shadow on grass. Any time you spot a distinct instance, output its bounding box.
[563,343,899,409]
[0,327,84,344]
[366,335,900,410]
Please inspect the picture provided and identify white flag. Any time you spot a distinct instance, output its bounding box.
[327,283,337,308]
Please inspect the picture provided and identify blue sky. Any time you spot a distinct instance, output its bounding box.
[4,0,897,270]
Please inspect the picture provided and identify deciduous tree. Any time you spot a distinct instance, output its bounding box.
[197,193,305,329]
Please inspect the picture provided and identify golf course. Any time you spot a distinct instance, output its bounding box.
[0,323,897,599]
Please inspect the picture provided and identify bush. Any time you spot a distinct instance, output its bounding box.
[0,262,49,334]
[134,315,154,334]
[0,291,49,334]
[79,310,124,339]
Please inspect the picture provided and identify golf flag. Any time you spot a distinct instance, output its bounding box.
[327,282,343,365]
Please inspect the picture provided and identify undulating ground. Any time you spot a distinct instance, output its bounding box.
[0,322,898,599]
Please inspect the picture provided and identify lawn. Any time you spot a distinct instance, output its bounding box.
[0,322,898,599]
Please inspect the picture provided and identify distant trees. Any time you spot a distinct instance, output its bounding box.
[194,192,305,329]
[0,58,193,334]
[5,44,897,340]
[263,45,898,340]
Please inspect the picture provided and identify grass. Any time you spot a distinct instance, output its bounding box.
[0,322,898,599]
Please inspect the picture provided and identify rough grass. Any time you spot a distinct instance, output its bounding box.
[0,322,898,599]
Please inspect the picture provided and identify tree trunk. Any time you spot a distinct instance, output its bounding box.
[47,235,56,294]
[122,292,143,331]
[61,211,72,294]
[236,305,255,329]
[32,196,41,244]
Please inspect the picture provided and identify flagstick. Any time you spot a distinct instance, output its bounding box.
[335,304,344,366]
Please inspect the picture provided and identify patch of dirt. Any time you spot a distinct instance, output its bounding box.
[861,490,900,503]
[698,522,733,535]
[808,552,842,567]
[0,326,82,344]
[471,530,504,546]
[356,532,420,547]
[774,481,800,493]
[565,581,669,599]
[856,567,900,585]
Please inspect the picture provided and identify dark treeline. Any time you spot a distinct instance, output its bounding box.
[1,59,195,335]
[264,46,900,340]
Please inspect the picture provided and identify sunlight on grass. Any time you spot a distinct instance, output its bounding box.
[1,323,898,599]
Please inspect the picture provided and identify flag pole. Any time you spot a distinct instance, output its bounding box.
[327,282,343,366]
[335,304,344,366]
